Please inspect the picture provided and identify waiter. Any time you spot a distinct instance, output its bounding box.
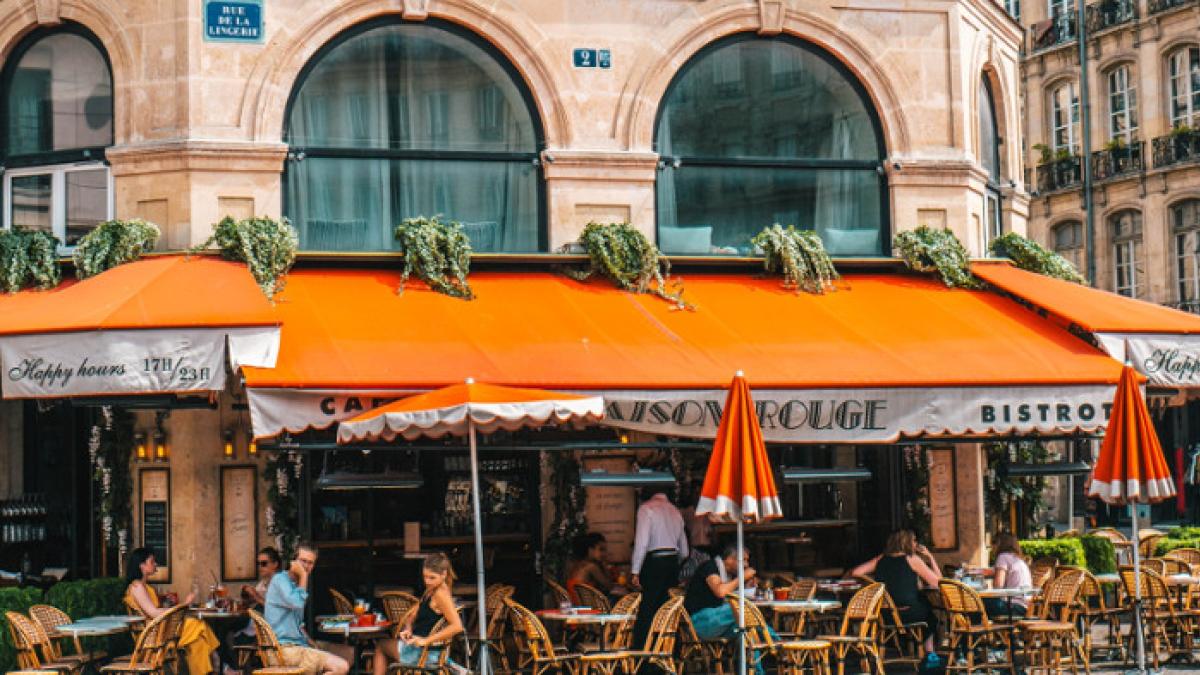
[630,488,688,648]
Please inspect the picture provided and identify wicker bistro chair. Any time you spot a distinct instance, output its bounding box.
[1017,569,1089,675]
[469,584,517,674]
[5,612,85,675]
[726,595,833,675]
[772,580,819,638]
[505,599,579,675]
[877,590,926,671]
[245,610,308,675]
[677,606,731,675]
[937,579,1013,674]
[546,581,573,609]
[28,605,107,664]
[603,593,641,653]
[578,596,685,675]
[380,591,421,634]
[6,612,88,675]
[1140,535,1166,561]
[1057,567,1125,663]
[1166,547,1200,566]
[572,584,612,613]
[99,607,178,675]
[387,619,455,675]
[329,589,355,616]
[816,581,886,675]
[1118,566,1190,669]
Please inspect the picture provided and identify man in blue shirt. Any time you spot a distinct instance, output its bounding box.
[265,543,350,675]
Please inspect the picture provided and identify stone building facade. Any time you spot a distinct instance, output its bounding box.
[1019,0,1200,306]
[0,0,1026,586]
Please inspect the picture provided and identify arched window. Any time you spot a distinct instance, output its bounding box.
[979,76,1002,249]
[1,25,113,246]
[1172,200,1200,306]
[1168,46,1200,130]
[1050,220,1084,273]
[284,20,544,252]
[1106,64,1138,141]
[654,35,886,256]
[1108,209,1143,298]
[1048,81,1079,154]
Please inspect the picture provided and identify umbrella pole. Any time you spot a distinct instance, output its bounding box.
[737,517,747,675]
[1131,503,1146,674]
[468,419,491,675]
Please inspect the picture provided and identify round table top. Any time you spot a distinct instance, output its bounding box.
[1093,573,1121,584]
[317,620,393,636]
[977,587,1037,598]
[54,622,130,636]
[537,611,632,625]
[190,608,245,620]
[752,599,842,612]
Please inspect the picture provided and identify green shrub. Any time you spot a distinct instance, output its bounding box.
[1020,538,1086,568]
[1079,535,1118,574]
[1167,526,1200,539]
[1157,537,1200,557]
[0,586,45,671]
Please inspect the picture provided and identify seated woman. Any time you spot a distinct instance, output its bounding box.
[372,552,464,675]
[984,532,1031,619]
[684,545,771,674]
[125,547,228,675]
[566,532,613,603]
[849,529,941,665]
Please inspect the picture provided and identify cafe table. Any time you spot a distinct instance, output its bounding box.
[318,618,392,675]
[536,610,633,651]
[53,617,136,639]
[978,587,1037,667]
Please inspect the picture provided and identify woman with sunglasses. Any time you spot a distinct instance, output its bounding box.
[227,547,283,656]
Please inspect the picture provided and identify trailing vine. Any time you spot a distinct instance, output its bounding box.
[190,216,298,298]
[264,451,303,561]
[902,446,931,543]
[541,450,586,582]
[984,441,1051,537]
[893,227,980,289]
[988,232,1085,283]
[565,222,690,309]
[394,216,474,300]
[0,227,61,293]
[751,224,840,294]
[73,219,160,280]
[87,406,134,567]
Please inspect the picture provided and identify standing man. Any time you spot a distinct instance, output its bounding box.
[264,542,351,675]
[630,488,688,648]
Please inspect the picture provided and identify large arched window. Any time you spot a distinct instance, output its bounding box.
[1,25,113,246]
[284,20,544,252]
[1050,220,1084,273]
[1172,199,1200,306]
[1108,209,1143,298]
[979,76,1002,250]
[654,35,886,256]
[1167,46,1199,129]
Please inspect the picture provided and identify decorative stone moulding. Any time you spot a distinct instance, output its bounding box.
[34,0,62,25]
[758,0,784,35]
[402,0,429,20]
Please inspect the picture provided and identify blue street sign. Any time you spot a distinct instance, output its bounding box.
[573,48,598,68]
[598,49,612,69]
[204,0,264,43]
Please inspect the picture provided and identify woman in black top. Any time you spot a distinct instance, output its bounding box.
[849,530,941,658]
[372,553,464,675]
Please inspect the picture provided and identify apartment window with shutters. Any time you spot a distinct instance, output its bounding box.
[1051,220,1085,274]
[1109,209,1144,298]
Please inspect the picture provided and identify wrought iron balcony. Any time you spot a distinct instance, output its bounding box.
[1091,141,1144,181]
[1032,11,1077,51]
[1165,299,1200,315]
[1152,130,1200,167]
[1086,0,1137,33]
[1148,0,1195,15]
[1036,155,1082,193]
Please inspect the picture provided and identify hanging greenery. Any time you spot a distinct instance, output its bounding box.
[893,227,980,289]
[902,446,931,543]
[393,216,474,299]
[264,451,303,561]
[88,406,134,568]
[191,216,298,298]
[0,227,61,293]
[541,450,586,582]
[751,224,840,293]
[73,219,161,280]
[988,232,1085,283]
[984,441,1052,538]
[565,222,690,309]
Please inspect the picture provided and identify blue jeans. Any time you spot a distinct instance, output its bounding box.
[398,641,460,670]
[690,605,776,675]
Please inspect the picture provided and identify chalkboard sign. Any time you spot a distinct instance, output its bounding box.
[140,469,171,582]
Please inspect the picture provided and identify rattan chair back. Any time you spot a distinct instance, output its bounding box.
[606,592,641,650]
[1160,557,1190,575]
[667,586,685,599]
[573,582,612,613]
[248,609,289,668]
[725,595,776,651]
[938,579,996,630]
[1030,558,1058,589]
[7,610,64,667]
[1140,535,1166,560]
[1142,558,1168,575]
[1166,547,1200,565]
[1056,529,1081,539]
[400,619,451,671]
[1090,527,1129,544]
[789,579,818,600]
[28,605,76,661]
[505,600,559,663]
[640,595,685,654]
[5,612,44,670]
[833,581,885,639]
[121,606,172,670]
[328,589,354,616]
[544,580,571,608]
[1037,569,1084,622]
[379,591,419,624]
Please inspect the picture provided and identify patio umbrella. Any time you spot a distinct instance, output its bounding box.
[337,379,605,675]
[695,372,782,675]
[1086,363,1175,674]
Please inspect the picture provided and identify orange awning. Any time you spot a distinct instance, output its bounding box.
[243,269,1126,442]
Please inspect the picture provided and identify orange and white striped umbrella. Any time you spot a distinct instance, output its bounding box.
[1087,364,1175,505]
[696,372,782,523]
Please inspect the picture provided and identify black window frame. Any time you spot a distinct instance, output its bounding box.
[281,17,548,253]
[652,32,890,256]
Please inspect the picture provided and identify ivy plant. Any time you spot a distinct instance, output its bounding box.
[565,222,690,309]
[394,215,474,300]
[191,216,298,298]
[264,451,303,561]
[893,226,980,289]
[73,219,161,280]
[751,224,839,294]
[984,441,1051,537]
[989,231,1085,283]
[0,226,61,293]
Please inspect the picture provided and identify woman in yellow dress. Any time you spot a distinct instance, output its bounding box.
[125,547,224,675]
